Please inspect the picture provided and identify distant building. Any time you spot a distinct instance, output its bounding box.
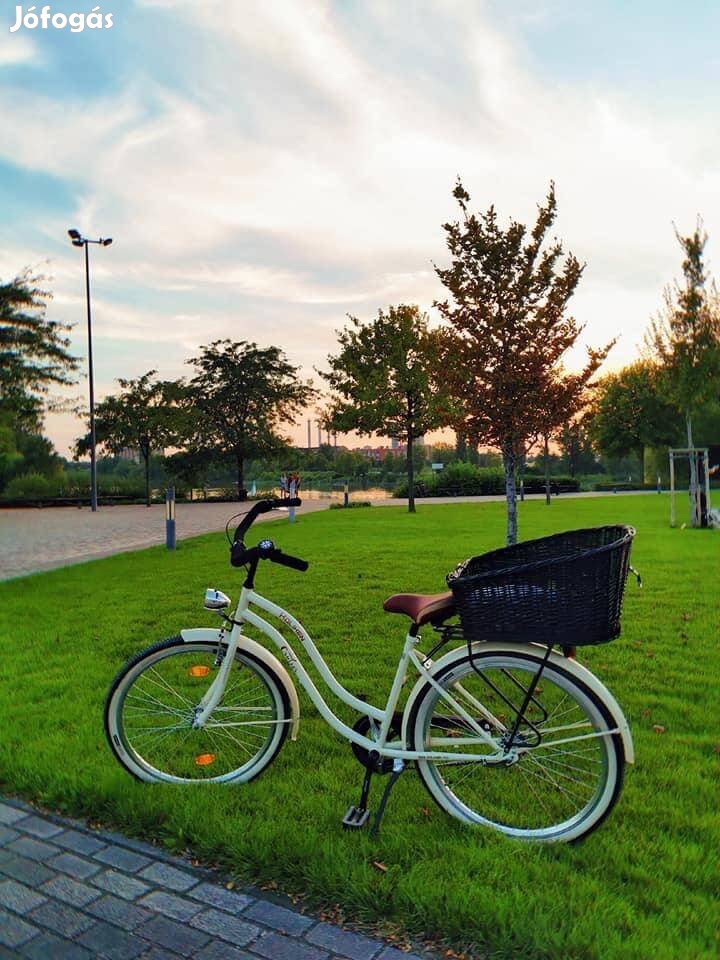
[359,442,429,461]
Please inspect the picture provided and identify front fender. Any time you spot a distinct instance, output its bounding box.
[402,641,634,763]
[180,628,300,741]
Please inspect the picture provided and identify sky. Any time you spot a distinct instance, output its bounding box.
[2,0,719,456]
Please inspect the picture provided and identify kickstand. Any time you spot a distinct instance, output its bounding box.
[370,760,405,837]
[342,764,373,830]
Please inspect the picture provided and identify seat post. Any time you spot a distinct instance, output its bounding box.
[377,629,418,745]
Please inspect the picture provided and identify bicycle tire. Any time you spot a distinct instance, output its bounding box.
[105,636,292,784]
[407,647,625,842]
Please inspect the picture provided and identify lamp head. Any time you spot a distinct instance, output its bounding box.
[68,228,81,240]
[71,239,84,247]
[101,238,113,247]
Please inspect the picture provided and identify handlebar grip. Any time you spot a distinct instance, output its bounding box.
[271,497,302,509]
[270,550,309,572]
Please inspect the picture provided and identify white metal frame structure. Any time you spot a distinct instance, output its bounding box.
[178,585,633,766]
[669,447,711,527]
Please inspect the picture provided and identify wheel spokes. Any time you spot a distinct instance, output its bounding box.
[120,649,279,780]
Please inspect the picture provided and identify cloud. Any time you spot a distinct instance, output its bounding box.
[2,0,718,455]
[0,33,40,67]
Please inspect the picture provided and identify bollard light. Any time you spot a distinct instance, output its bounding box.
[166,486,176,549]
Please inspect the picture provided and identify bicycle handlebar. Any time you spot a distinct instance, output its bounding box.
[269,549,309,572]
[230,498,309,573]
[233,498,302,544]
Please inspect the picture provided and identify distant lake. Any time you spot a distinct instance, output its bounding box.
[191,483,394,502]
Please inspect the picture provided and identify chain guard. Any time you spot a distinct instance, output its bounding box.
[350,713,404,774]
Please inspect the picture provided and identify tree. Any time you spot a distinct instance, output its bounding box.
[645,222,720,525]
[0,271,78,428]
[586,360,681,465]
[76,371,183,506]
[435,180,611,543]
[186,340,315,501]
[532,372,607,504]
[321,304,448,512]
[162,449,212,499]
[557,420,601,478]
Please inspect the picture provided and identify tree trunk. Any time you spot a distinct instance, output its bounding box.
[568,433,577,478]
[237,454,247,502]
[686,411,699,526]
[406,430,416,514]
[456,430,466,461]
[503,446,518,545]
[544,434,551,506]
[144,451,151,508]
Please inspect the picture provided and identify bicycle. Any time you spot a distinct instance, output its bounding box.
[105,498,636,843]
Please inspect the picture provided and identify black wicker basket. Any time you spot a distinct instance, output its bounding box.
[447,525,635,647]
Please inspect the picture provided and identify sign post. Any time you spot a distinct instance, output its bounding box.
[344,479,349,507]
[165,486,176,550]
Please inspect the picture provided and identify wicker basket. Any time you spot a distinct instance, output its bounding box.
[447,526,635,647]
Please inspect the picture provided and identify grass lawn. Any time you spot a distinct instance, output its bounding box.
[0,495,717,960]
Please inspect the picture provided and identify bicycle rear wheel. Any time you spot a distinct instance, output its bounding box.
[105,637,291,784]
[408,648,625,842]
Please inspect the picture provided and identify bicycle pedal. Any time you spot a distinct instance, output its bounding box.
[342,805,370,829]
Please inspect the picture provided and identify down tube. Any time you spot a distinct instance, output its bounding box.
[245,593,385,721]
[239,607,381,743]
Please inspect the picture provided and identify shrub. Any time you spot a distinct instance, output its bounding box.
[521,475,580,494]
[393,465,580,498]
[592,481,654,492]
[3,472,59,499]
[329,501,372,510]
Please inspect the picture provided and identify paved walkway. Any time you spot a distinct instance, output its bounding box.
[0,797,429,960]
[0,501,331,581]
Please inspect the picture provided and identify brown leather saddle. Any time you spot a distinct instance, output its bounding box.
[382,591,456,627]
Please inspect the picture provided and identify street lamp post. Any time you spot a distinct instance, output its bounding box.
[68,229,112,512]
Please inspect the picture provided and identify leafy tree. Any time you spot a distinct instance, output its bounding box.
[1,271,78,428]
[76,371,183,506]
[586,360,681,464]
[321,304,448,512]
[186,340,315,501]
[533,373,606,504]
[162,449,212,498]
[435,180,611,543]
[557,420,601,477]
[645,222,720,524]
[430,442,457,465]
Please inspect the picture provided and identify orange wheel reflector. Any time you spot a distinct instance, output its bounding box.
[188,665,210,678]
[195,753,216,766]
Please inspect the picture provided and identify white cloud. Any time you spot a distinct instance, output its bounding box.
[0,33,40,67]
[3,0,719,455]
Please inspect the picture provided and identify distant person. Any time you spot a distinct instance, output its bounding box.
[280,473,288,497]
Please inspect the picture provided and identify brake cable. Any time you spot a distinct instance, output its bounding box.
[224,508,255,545]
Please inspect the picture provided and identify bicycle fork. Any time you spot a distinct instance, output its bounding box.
[191,625,242,729]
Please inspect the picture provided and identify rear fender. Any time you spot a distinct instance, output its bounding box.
[180,628,300,741]
[402,640,634,763]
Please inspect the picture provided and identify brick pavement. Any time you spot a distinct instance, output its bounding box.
[0,797,429,960]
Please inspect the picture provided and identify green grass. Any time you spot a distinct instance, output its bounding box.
[1,496,717,960]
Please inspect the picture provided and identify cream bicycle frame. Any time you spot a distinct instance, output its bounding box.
[193,585,507,764]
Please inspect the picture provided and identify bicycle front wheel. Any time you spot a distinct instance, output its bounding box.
[408,648,625,842]
[105,637,291,784]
